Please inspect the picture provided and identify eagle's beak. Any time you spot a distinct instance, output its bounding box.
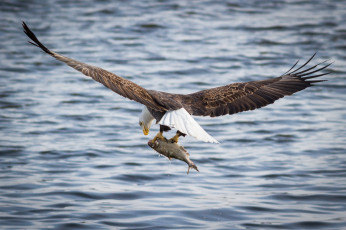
[142,127,149,135]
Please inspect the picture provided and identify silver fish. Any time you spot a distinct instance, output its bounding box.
[148,139,199,174]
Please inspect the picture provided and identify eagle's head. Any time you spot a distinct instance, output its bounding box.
[139,107,155,135]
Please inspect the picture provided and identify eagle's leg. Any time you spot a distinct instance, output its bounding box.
[152,125,170,142]
[169,130,186,143]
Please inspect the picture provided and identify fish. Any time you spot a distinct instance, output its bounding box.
[148,138,199,174]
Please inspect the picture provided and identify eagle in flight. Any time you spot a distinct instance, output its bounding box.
[23,22,330,144]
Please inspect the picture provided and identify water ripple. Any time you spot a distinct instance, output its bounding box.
[0,0,345,229]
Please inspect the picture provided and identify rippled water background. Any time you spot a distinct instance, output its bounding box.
[1,0,346,229]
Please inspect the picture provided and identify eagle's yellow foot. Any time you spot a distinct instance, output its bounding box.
[169,131,186,143]
[152,132,166,143]
[169,134,180,143]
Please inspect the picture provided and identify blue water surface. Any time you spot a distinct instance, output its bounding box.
[0,0,345,229]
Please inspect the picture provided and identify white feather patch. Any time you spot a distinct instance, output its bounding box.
[159,108,219,143]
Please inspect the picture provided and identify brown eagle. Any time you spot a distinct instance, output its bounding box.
[23,22,330,144]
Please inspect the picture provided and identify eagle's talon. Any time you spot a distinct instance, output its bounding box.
[169,136,179,143]
[152,132,166,143]
[169,131,185,143]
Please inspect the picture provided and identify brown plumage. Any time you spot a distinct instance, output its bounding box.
[23,22,167,113]
[183,54,330,117]
[23,22,330,140]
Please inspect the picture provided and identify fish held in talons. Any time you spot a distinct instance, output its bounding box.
[148,138,199,174]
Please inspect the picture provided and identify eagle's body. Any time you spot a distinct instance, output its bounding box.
[23,22,330,144]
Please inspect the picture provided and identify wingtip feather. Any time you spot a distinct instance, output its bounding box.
[283,53,332,85]
[22,21,53,55]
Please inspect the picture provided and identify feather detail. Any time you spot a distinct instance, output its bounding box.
[183,54,331,117]
[159,108,219,143]
[22,21,166,112]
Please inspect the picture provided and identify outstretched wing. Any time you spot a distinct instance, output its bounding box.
[183,54,331,117]
[22,22,166,112]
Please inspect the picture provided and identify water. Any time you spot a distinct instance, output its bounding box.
[1,0,346,229]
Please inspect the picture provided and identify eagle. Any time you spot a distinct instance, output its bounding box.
[23,22,330,144]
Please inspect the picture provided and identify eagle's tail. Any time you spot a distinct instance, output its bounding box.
[159,108,219,143]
